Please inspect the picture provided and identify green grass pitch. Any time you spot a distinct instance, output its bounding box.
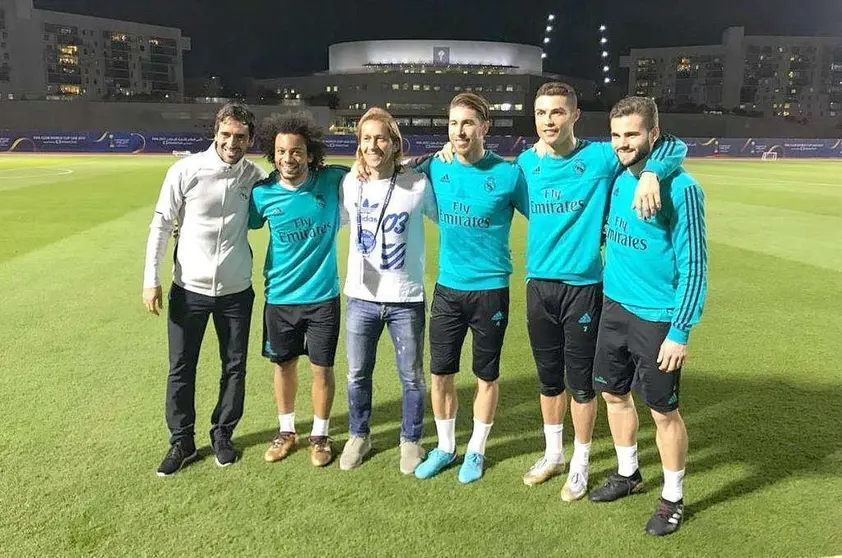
[1,154,840,556]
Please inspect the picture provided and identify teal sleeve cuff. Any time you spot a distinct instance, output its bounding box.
[667,326,689,344]
[641,160,668,180]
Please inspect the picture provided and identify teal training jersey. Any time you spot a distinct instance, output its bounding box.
[249,165,347,305]
[603,166,708,344]
[418,151,528,291]
[517,136,687,285]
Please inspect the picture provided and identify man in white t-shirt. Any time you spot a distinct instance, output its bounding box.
[338,107,437,474]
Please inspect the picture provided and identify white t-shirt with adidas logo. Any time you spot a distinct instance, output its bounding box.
[340,168,437,303]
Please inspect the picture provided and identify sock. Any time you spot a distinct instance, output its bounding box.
[615,444,639,477]
[466,419,493,455]
[662,468,685,502]
[435,417,456,454]
[278,412,295,433]
[570,438,592,476]
[543,424,564,464]
[310,416,330,438]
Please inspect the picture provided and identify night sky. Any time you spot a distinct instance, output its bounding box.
[37,0,842,85]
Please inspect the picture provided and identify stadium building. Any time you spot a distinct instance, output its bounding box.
[253,39,597,135]
[623,26,842,124]
[0,0,190,101]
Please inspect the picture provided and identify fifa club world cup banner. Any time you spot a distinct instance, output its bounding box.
[0,131,211,154]
[1,131,841,158]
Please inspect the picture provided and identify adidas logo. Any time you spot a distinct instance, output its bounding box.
[594,376,608,385]
[578,313,592,325]
[532,166,541,174]
[440,174,450,183]
[491,310,505,323]
[667,393,679,405]
[357,198,380,214]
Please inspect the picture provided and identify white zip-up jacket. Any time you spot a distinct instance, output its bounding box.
[143,144,267,297]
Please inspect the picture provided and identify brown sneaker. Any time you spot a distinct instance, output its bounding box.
[309,436,334,467]
[264,431,297,462]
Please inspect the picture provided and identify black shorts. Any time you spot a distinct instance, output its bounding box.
[262,297,341,367]
[526,279,602,401]
[593,297,681,413]
[429,284,509,382]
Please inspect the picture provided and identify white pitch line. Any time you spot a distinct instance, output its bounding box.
[0,167,75,179]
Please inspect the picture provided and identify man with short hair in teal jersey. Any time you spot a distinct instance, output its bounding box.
[516,82,687,502]
[249,112,348,468]
[588,96,707,538]
[413,92,529,484]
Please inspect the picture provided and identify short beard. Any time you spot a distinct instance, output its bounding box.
[619,143,652,168]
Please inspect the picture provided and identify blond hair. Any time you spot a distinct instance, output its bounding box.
[355,107,404,172]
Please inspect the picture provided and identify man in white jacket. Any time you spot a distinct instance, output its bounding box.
[143,103,267,476]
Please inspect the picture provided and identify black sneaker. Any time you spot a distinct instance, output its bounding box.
[588,470,644,502]
[213,436,240,467]
[646,498,684,536]
[156,440,197,477]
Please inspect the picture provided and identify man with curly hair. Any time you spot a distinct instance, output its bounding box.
[249,111,348,467]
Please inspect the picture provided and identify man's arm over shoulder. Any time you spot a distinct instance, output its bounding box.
[642,135,688,180]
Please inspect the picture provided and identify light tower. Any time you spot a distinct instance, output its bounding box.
[599,23,612,84]
[541,13,556,61]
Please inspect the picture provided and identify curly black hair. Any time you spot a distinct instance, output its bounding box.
[256,111,326,170]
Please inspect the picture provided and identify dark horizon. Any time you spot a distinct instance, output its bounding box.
[36,0,842,85]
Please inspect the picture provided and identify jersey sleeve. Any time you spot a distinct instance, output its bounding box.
[143,165,183,288]
[642,135,688,180]
[668,182,708,344]
[339,177,350,227]
[512,167,529,218]
[248,192,266,230]
[421,175,438,223]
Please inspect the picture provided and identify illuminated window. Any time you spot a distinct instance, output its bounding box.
[59,84,80,95]
[677,57,691,72]
[59,45,78,55]
[110,33,128,42]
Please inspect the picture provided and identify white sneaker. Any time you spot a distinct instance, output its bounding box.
[399,439,426,475]
[522,456,565,486]
[339,436,372,471]
[561,471,589,501]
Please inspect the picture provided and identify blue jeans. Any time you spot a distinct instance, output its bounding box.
[345,297,426,442]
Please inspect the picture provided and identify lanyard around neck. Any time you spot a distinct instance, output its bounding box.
[356,172,398,255]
